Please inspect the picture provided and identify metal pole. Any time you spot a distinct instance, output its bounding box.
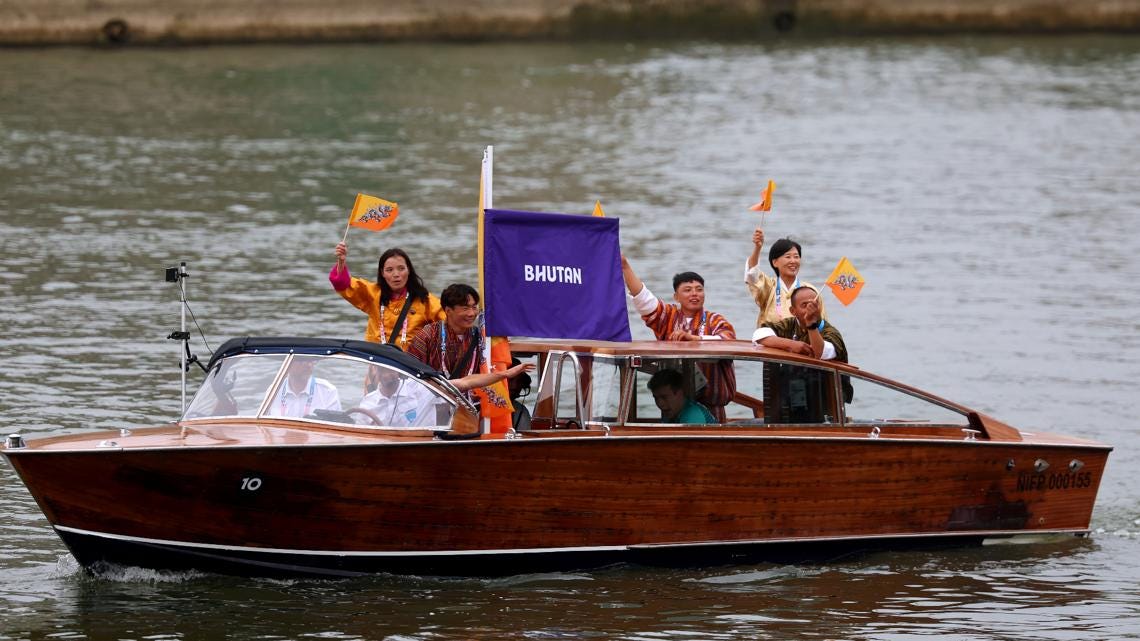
[179,261,188,414]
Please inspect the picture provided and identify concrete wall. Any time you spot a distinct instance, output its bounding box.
[1,0,1137,46]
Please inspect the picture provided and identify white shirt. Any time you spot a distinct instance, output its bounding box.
[358,378,441,427]
[267,377,342,418]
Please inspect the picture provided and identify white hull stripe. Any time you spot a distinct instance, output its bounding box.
[54,525,1089,558]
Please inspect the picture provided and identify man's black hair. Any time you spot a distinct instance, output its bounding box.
[672,271,704,291]
[647,368,685,392]
[440,283,480,308]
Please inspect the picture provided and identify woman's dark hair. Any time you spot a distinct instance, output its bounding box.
[768,237,803,275]
[440,283,480,309]
[377,247,429,305]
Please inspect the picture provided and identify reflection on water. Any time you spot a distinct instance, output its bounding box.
[1,35,1139,639]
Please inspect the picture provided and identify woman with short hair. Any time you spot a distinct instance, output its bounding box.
[745,226,826,327]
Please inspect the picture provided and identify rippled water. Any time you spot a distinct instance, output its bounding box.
[1,37,1138,639]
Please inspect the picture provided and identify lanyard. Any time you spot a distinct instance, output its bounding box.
[440,322,478,378]
[280,376,315,416]
[775,276,800,316]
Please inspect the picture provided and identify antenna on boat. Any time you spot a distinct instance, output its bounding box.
[165,261,193,414]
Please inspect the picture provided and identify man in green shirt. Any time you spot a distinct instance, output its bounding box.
[647,369,715,424]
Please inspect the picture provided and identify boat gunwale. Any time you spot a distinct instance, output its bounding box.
[4,425,1113,455]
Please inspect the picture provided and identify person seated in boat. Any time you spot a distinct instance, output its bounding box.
[330,243,445,351]
[355,366,440,427]
[745,227,826,327]
[648,369,715,424]
[507,357,533,431]
[621,254,736,422]
[752,285,848,363]
[406,283,534,427]
[267,356,342,418]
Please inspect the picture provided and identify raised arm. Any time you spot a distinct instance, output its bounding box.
[746,226,765,271]
[621,254,645,296]
[792,290,826,358]
[330,242,351,291]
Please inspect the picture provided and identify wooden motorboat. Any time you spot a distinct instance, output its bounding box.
[2,336,1112,577]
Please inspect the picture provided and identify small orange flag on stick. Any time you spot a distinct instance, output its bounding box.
[592,200,606,217]
[343,193,399,241]
[749,180,776,212]
[825,257,865,306]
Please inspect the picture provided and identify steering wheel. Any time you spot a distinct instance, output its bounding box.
[345,406,384,426]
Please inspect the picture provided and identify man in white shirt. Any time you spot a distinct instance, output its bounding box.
[267,356,342,418]
[356,366,440,427]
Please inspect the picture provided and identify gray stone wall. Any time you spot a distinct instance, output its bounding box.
[1,0,1137,45]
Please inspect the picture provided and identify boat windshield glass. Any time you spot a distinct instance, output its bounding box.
[183,353,455,428]
[629,357,742,425]
[534,353,623,428]
[185,354,288,419]
[628,357,840,426]
[842,375,969,428]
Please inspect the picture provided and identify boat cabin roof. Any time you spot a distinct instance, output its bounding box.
[207,336,442,377]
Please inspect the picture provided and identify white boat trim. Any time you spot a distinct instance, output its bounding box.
[54,524,1090,558]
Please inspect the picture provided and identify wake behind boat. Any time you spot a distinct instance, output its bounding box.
[2,335,1112,577]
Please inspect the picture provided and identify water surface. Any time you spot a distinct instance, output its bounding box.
[1,36,1138,640]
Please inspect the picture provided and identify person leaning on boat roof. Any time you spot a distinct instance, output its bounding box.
[620,254,737,422]
[406,283,534,397]
[266,356,342,418]
[648,369,715,424]
[745,227,826,327]
[329,242,444,351]
[753,285,854,404]
[752,285,847,363]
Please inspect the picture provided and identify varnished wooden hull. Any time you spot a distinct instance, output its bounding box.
[5,429,1110,577]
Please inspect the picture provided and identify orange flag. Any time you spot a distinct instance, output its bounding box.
[749,180,776,212]
[825,257,865,306]
[592,200,606,217]
[347,193,399,232]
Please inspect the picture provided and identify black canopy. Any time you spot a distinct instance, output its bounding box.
[205,337,442,379]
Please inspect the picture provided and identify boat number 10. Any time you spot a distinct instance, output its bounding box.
[240,476,263,492]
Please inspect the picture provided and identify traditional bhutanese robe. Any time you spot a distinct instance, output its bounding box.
[406,321,484,376]
[329,263,444,350]
[408,323,514,431]
[744,261,826,328]
[760,317,849,364]
[761,316,852,402]
[631,285,737,422]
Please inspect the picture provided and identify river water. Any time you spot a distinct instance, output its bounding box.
[1,36,1138,640]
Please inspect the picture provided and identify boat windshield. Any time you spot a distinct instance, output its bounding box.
[183,353,456,428]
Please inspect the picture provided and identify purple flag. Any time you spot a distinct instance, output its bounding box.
[483,208,631,341]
